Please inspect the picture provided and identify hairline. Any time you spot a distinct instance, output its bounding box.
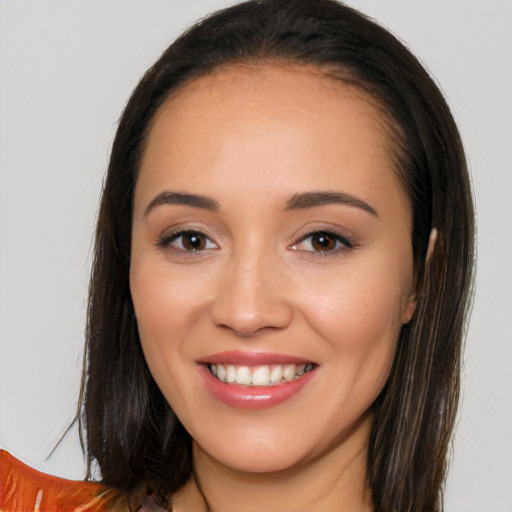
[137,58,412,221]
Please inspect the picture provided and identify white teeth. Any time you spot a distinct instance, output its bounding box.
[216,363,226,382]
[252,366,270,386]
[209,362,314,386]
[270,365,283,383]
[226,365,237,383]
[283,364,296,382]
[236,366,252,385]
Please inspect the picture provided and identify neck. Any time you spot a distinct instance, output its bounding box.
[173,413,374,512]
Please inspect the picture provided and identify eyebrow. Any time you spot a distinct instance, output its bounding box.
[144,191,220,216]
[144,189,377,217]
[285,191,378,217]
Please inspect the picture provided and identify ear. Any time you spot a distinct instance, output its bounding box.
[402,228,438,324]
[402,291,418,325]
[426,227,438,264]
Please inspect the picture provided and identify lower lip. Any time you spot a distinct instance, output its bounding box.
[198,364,316,410]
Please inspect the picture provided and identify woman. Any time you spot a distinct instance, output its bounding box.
[0,0,475,511]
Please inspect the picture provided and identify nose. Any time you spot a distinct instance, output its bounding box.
[210,250,293,337]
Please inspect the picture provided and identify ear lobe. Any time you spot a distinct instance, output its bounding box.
[402,292,418,324]
[401,228,438,325]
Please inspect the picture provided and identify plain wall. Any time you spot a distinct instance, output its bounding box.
[0,1,511,510]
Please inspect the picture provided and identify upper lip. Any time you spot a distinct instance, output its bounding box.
[197,350,316,366]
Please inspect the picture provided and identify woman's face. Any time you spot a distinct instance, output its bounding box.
[130,64,415,473]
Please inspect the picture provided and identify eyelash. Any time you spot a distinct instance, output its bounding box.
[156,229,217,253]
[291,230,354,257]
[157,228,354,256]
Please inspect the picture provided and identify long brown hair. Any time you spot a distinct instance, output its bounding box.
[78,1,475,511]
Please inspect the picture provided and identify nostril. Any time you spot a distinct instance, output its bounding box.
[215,322,287,339]
[211,296,294,337]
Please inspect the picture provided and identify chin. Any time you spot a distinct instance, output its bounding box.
[205,446,309,474]
[191,422,320,475]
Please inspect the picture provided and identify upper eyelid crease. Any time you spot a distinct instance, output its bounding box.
[159,228,214,243]
[158,230,217,251]
[294,231,353,250]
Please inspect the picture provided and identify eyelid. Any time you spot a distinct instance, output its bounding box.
[157,227,219,252]
[290,228,354,253]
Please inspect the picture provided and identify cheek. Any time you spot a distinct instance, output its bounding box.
[298,261,407,370]
[131,261,209,337]
[303,274,404,426]
[130,277,190,420]
[130,264,187,376]
[129,259,217,393]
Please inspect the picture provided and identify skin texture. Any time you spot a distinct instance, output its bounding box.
[130,64,416,512]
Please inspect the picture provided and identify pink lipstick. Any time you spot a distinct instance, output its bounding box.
[197,351,318,410]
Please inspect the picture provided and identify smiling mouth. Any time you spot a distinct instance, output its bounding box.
[207,363,316,387]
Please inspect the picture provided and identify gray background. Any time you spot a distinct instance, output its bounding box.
[0,1,511,510]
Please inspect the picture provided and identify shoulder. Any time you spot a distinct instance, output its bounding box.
[0,450,120,511]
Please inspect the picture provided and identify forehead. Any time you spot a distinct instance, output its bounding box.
[149,63,394,152]
[137,63,408,217]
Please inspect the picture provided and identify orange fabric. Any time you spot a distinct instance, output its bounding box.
[0,450,118,511]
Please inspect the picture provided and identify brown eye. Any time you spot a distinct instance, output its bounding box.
[291,230,352,255]
[158,230,217,252]
[182,232,207,251]
[310,233,337,252]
